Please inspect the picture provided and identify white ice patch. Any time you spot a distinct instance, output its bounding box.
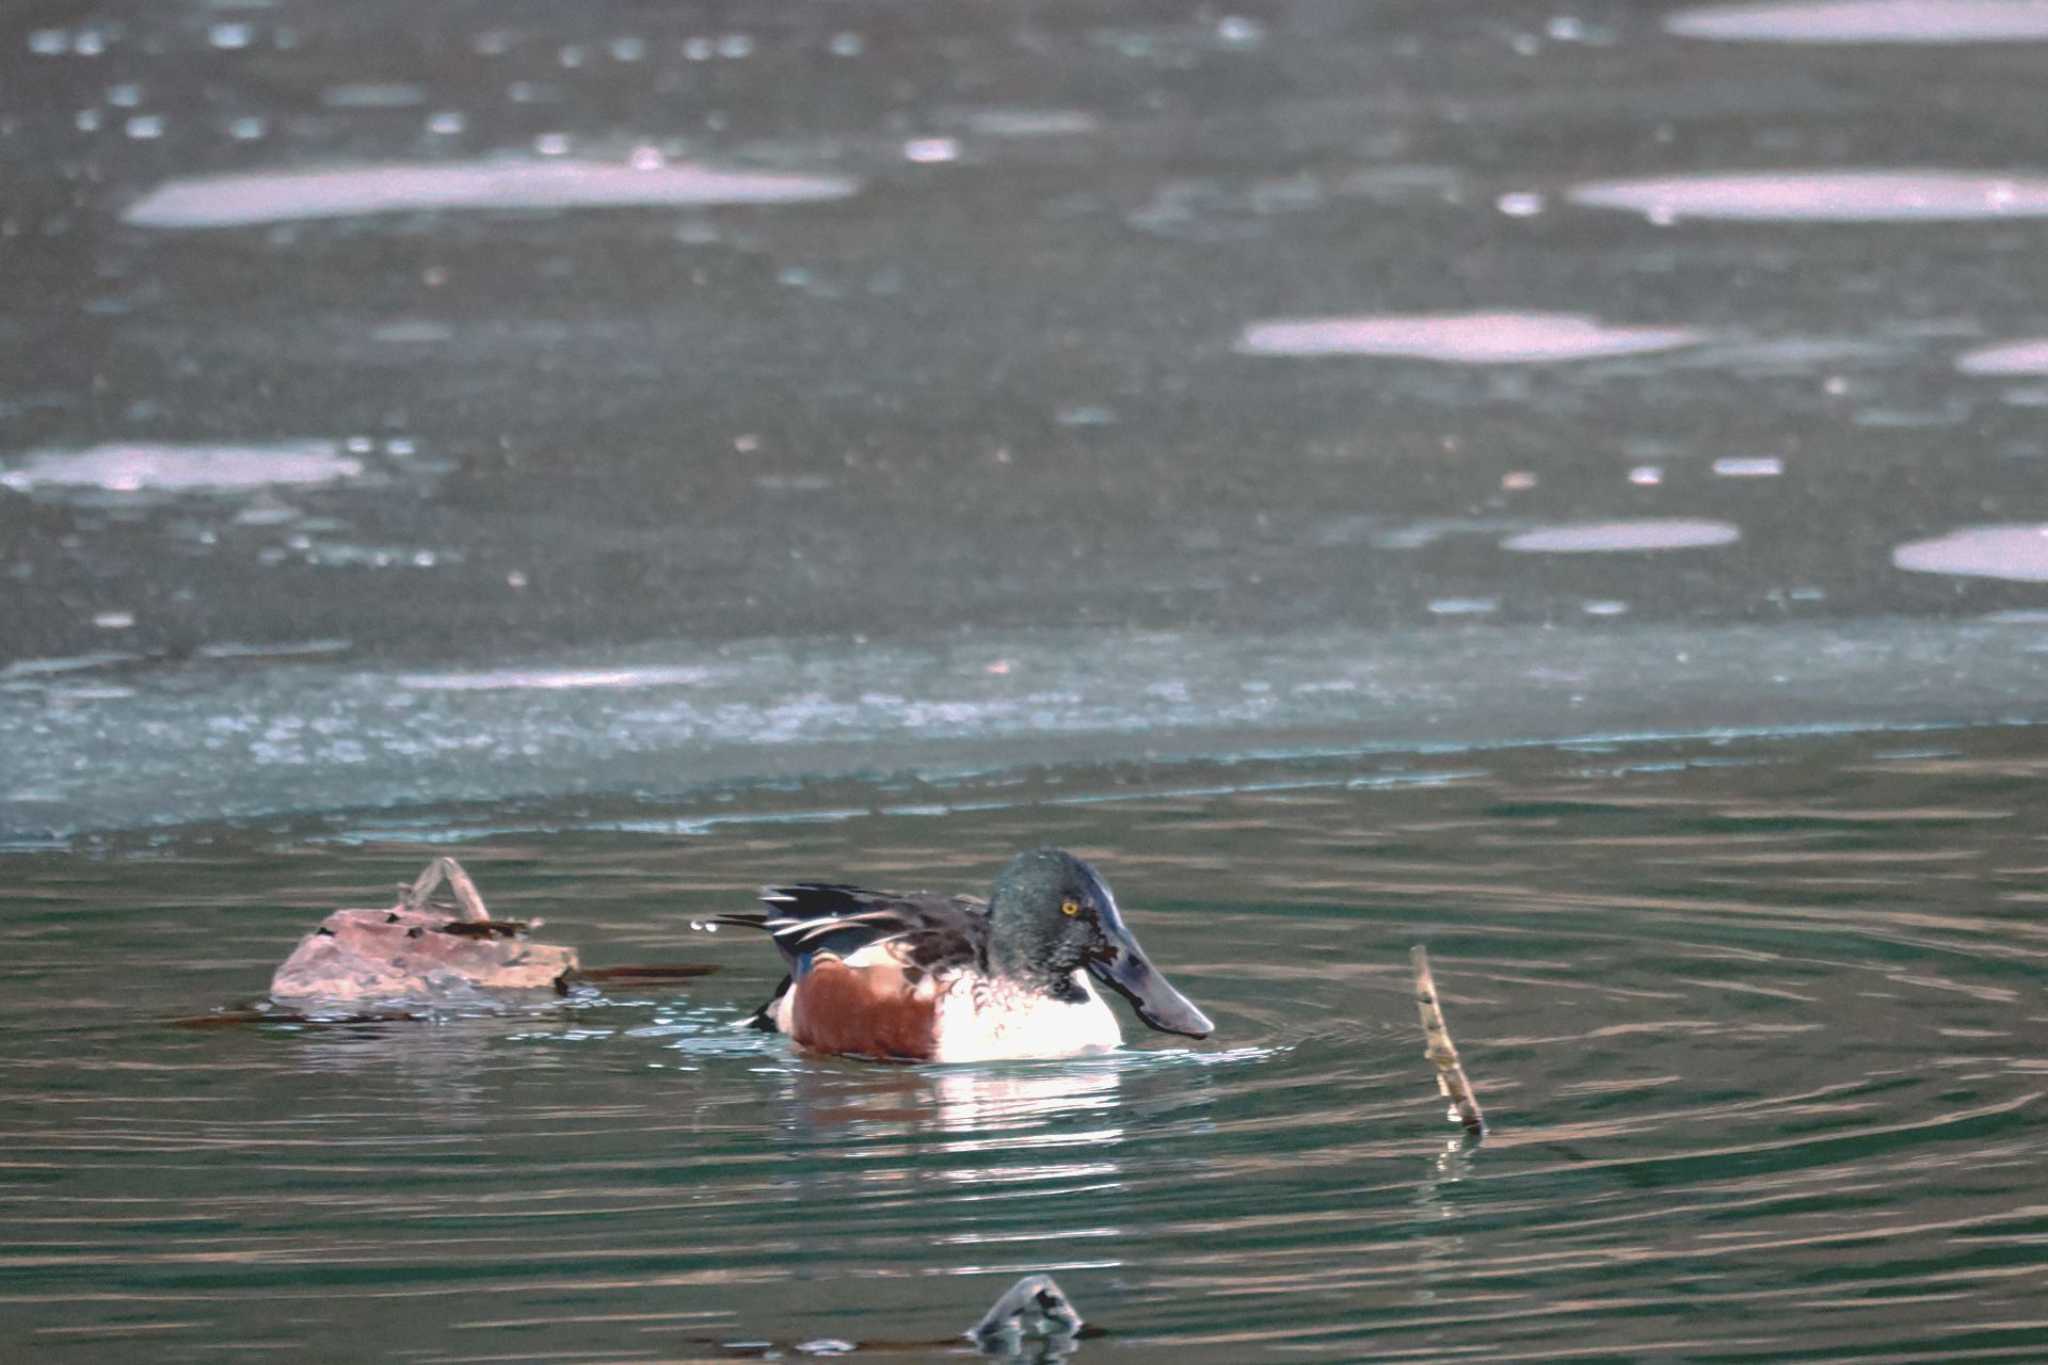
[1,441,360,495]
[1668,0,2048,44]
[1235,312,1701,364]
[123,159,861,229]
[1893,525,2048,581]
[1956,339,2048,376]
[959,108,1100,137]
[1712,456,1785,478]
[1503,519,1743,553]
[1571,171,2048,223]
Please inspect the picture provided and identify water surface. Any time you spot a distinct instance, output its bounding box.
[8,1,2048,1358]
[5,727,2047,1360]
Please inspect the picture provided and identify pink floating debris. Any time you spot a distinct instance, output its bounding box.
[269,857,578,1003]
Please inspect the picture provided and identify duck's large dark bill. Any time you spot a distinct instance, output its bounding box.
[1089,937,1214,1038]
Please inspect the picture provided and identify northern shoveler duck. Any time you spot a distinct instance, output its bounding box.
[713,847,1213,1062]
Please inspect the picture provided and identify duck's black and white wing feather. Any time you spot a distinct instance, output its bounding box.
[713,883,989,976]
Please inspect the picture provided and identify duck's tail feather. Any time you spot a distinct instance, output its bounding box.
[703,911,775,932]
[744,974,791,1033]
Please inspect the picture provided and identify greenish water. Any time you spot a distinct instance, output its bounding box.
[6,726,2045,1361]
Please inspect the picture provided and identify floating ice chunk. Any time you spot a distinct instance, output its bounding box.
[1,441,360,494]
[1668,0,2048,44]
[1235,312,1701,363]
[1216,14,1267,46]
[1712,456,1785,477]
[1956,338,2048,376]
[1503,519,1742,553]
[123,159,860,228]
[1893,525,2048,581]
[961,108,1099,137]
[1571,170,2048,222]
[903,137,959,163]
[370,319,454,344]
[319,83,425,109]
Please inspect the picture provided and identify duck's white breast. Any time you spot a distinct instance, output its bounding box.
[931,970,1122,1062]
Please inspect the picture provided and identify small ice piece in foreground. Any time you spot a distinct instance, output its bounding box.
[967,1274,1084,1349]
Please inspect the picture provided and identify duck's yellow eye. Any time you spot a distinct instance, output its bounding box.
[1061,899,1081,917]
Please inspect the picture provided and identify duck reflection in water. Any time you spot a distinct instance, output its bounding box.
[771,1059,1130,1335]
[781,1055,1128,1143]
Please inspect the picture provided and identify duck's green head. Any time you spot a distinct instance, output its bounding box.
[988,847,1213,1039]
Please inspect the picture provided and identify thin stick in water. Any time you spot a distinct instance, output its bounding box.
[1412,945,1486,1139]
[405,856,491,922]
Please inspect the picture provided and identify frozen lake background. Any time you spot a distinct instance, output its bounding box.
[8,0,2048,834]
[3,1,2048,1360]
